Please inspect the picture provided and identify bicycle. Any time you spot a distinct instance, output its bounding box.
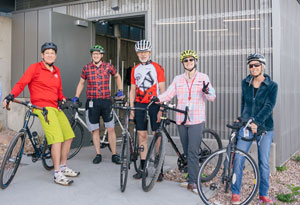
[112,103,150,192]
[142,102,223,192]
[197,118,263,205]
[61,97,125,160]
[0,99,52,189]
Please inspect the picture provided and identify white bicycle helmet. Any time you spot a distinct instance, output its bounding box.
[135,40,152,52]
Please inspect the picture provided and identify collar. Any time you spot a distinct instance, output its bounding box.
[245,73,271,86]
[140,60,152,65]
[39,61,57,73]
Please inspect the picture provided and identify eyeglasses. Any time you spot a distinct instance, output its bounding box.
[183,58,195,63]
[248,63,261,68]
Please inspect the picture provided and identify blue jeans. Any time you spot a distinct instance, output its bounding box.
[231,127,274,196]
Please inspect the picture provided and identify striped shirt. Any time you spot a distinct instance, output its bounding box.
[158,71,216,125]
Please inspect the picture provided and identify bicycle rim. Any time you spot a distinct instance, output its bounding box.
[42,138,54,170]
[142,132,165,192]
[197,149,259,205]
[200,129,223,182]
[68,121,84,159]
[0,132,25,189]
[120,133,130,192]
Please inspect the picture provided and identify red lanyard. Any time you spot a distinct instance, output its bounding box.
[185,72,197,101]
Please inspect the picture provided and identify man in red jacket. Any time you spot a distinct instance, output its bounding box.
[2,42,79,186]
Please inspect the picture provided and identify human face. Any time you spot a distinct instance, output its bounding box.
[92,51,103,63]
[183,57,196,71]
[137,51,151,64]
[248,61,264,77]
[41,49,56,65]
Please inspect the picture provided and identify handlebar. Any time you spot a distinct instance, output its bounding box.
[6,99,49,124]
[226,117,266,142]
[157,103,189,125]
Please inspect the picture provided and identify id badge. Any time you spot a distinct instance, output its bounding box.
[89,100,94,108]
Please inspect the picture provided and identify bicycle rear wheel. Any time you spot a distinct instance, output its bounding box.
[197,148,259,205]
[0,132,25,189]
[142,131,166,192]
[42,138,54,170]
[68,120,84,159]
[120,133,130,192]
[200,129,223,182]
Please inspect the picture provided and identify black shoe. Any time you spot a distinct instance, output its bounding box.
[157,173,164,182]
[112,154,121,164]
[93,154,102,164]
[133,171,143,179]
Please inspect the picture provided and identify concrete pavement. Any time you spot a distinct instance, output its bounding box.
[0,146,204,205]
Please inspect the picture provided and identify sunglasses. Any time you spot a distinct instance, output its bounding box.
[248,63,261,68]
[183,58,195,63]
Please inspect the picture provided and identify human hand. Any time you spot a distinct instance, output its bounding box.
[202,81,210,94]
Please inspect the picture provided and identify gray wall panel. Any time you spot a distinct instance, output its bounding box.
[24,11,38,97]
[274,0,300,165]
[11,13,25,97]
[38,9,52,54]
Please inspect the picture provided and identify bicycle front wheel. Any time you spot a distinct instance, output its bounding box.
[120,133,130,192]
[197,148,259,205]
[0,132,25,189]
[200,129,223,182]
[142,131,166,192]
[132,125,140,173]
[42,138,54,170]
[68,120,84,159]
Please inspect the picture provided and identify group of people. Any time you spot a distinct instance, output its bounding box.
[2,39,277,204]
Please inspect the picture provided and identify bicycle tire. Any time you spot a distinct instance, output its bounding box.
[0,132,25,189]
[41,138,54,170]
[68,120,84,159]
[132,126,140,173]
[197,148,260,205]
[200,128,223,182]
[120,132,130,192]
[142,131,166,192]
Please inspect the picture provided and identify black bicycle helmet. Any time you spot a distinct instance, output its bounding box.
[41,42,57,53]
[247,53,266,65]
[90,45,105,53]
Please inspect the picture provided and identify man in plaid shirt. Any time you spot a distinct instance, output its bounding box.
[73,45,124,164]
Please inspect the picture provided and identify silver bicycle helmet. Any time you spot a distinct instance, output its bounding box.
[247,53,266,65]
[135,40,152,52]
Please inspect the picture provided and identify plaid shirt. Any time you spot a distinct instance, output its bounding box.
[81,61,117,99]
[158,71,216,125]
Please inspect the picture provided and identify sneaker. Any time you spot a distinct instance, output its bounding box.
[133,171,143,179]
[259,196,273,203]
[232,194,241,205]
[54,173,73,186]
[62,167,80,177]
[112,154,121,164]
[179,181,188,188]
[93,154,102,164]
[187,183,198,194]
[157,173,164,182]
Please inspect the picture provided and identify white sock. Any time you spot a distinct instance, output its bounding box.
[60,164,67,171]
[54,170,61,178]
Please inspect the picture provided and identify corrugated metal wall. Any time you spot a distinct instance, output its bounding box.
[67,0,148,20]
[150,0,273,139]
[272,0,300,165]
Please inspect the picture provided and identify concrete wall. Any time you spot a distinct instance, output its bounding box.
[0,16,12,128]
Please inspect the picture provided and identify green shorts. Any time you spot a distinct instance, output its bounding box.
[33,107,75,145]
